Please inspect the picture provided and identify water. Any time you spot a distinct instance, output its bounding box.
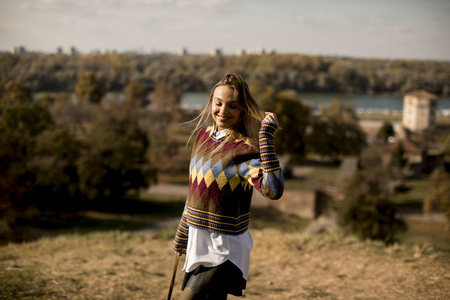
[181,92,450,117]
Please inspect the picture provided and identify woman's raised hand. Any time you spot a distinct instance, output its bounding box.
[263,112,279,127]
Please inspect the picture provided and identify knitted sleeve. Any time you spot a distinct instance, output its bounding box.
[248,121,284,199]
[172,210,189,253]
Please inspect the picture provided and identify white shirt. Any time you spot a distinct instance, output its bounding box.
[182,227,253,280]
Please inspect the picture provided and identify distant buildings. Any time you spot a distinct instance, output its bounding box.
[402,90,438,133]
[9,45,276,57]
[178,47,188,56]
[11,46,26,54]
[210,48,222,56]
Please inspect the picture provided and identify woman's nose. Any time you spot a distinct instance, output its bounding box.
[219,105,228,115]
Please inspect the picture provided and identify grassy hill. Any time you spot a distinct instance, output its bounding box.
[1,209,449,300]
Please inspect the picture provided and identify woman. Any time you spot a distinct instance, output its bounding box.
[172,73,284,299]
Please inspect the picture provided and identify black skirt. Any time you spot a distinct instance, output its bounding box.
[182,260,247,297]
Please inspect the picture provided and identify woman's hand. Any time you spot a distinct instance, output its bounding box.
[263,112,279,127]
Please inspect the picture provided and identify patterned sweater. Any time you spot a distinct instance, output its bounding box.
[173,121,284,253]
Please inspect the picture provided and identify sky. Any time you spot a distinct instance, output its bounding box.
[1,0,449,61]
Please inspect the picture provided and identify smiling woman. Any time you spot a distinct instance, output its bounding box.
[171,73,285,299]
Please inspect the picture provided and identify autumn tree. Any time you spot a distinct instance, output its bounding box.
[0,81,33,110]
[150,80,181,109]
[123,81,149,108]
[423,169,450,228]
[75,70,104,104]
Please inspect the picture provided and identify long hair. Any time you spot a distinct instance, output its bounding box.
[188,73,265,148]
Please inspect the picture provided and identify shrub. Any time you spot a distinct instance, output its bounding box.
[338,170,407,244]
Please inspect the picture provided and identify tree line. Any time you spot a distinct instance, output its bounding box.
[2,66,448,244]
[1,52,449,96]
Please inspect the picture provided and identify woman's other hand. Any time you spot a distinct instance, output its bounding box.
[263,112,279,127]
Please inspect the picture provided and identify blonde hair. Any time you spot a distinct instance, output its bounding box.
[188,73,265,147]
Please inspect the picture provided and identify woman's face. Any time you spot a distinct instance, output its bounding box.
[211,85,242,131]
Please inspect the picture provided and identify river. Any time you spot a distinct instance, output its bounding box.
[181,92,450,117]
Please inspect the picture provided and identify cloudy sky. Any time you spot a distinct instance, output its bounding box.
[1,0,449,61]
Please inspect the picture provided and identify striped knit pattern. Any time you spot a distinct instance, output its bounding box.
[187,206,250,234]
[259,121,280,172]
[173,211,189,253]
[172,122,284,253]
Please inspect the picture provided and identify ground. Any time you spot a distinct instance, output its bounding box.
[1,215,449,299]
[1,162,449,299]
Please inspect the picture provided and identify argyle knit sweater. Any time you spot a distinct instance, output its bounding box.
[172,121,284,253]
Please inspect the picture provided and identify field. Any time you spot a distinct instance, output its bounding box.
[1,212,449,300]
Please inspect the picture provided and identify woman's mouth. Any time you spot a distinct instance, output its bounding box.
[217,115,229,122]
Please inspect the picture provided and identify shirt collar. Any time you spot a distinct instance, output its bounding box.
[210,124,228,139]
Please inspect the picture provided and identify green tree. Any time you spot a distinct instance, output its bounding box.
[376,122,395,143]
[1,103,53,139]
[77,107,154,202]
[30,127,83,209]
[75,71,104,104]
[270,90,310,161]
[338,170,407,244]
[0,104,54,223]
[307,100,366,161]
[123,81,148,108]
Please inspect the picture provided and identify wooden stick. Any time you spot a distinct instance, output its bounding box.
[167,253,180,300]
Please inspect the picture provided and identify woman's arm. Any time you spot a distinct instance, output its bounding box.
[247,113,284,200]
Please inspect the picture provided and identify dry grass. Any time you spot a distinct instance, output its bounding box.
[1,225,449,300]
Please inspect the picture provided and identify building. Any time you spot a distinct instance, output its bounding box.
[402,90,438,133]
[210,48,222,56]
[178,47,188,56]
[11,46,26,54]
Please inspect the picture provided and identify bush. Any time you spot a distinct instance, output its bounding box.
[338,170,407,244]
[77,106,155,202]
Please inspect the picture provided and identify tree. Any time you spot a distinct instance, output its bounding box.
[270,90,310,161]
[30,127,83,209]
[307,100,366,161]
[1,103,53,139]
[77,107,154,202]
[338,169,407,244]
[423,169,450,228]
[123,81,148,108]
[0,104,54,224]
[75,71,104,104]
[0,81,33,110]
[376,122,395,143]
[150,81,181,110]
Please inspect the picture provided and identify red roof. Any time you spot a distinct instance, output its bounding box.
[388,138,424,154]
[405,90,438,100]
